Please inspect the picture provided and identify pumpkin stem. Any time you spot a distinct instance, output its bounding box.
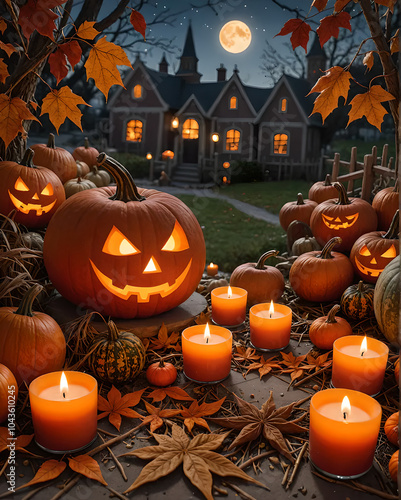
[334,182,351,205]
[255,250,279,269]
[296,193,305,205]
[383,209,399,240]
[20,148,36,169]
[159,358,166,368]
[317,237,342,260]
[325,304,341,323]
[97,153,146,203]
[357,280,365,294]
[84,137,90,149]
[47,133,56,149]
[324,174,332,186]
[107,320,120,342]
[14,284,43,317]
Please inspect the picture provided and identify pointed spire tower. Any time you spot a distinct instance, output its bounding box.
[306,34,327,85]
[176,21,202,83]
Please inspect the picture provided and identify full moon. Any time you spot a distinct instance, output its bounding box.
[219,20,252,54]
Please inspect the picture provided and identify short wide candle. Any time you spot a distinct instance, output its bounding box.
[207,262,219,276]
[29,371,98,453]
[182,324,232,383]
[309,388,381,479]
[249,302,292,350]
[211,286,247,326]
[332,335,389,396]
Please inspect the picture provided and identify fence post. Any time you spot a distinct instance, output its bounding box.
[347,146,357,194]
[331,152,340,181]
[361,154,374,201]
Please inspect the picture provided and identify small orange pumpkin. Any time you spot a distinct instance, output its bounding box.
[146,358,177,387]
[31,133,77,183]
[72,137,99,167]
[384,412,399,446]
[389,449,399,482]
[279,193,317,231]
[308,174,338,204]
[0,364,18,423]
[309,304,352,350]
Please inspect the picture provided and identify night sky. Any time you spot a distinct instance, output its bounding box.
[106,0,314,88]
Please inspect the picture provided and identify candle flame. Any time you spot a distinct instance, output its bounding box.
[341,395,351,421]
[204,323,211,343]
[269,300,275,318]
[60,371,68,399]
[209,262,215,268]
[227,286,232,298]
[360,336,368,357]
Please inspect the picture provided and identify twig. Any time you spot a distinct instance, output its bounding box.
[105,486,129,500]
[239,450,275,476]
[99,434,128,481]
[281,463,291,486]
[49,474,80,500]
[97,427,118,437]
[0,459,8,478]
[293,365,331,388]
[212,485,228,495]
[89,422,146,457]
[221,481,258,500]
[286,441,308,489]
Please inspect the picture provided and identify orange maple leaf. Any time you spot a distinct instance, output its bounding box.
[0,59,9,84]
[275,18,311,52]
[334,0,352,12]
[130,9,146,40]
[0,40,16,58]
[363,51,375,70]
[97,385,144,431]
[85,37,132,101]
[317,12,351,47]
[76,21,100,40]
[347,85,395,131]
[149,323,181,351]
[0,19,7,34]
[390,29,399,55]
[0,95,40,149]
[375,0,396,12]
[312,0,329,11]
[308,66,352,122]
[48,41,82,84]
[40,86,89,133]
[146,386,193,403]
[180,398,226,432]
[68,455,107,485]
[142,401,181,432]
[18,0,65,41]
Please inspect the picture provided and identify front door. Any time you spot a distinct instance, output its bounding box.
[182,118,199,164]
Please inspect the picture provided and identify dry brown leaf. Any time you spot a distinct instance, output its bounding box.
[146,386,193,403]
[246,355,281,379]
[68,455,107,485]
[363,51,375,70]
[97,385,144,431]
[142,401,181,432]
[22,460,66,488]
[180,398,226,432]
[149,323,181,351]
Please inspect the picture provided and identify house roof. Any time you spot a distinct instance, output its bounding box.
[307,34,326,59]
[243,86,272,113]
[180,22,198,60]
[284,74,322,126]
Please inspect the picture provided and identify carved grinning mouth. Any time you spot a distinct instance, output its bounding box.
[354,257,383,278]
[322,213,359,230]
[89,259,192,302]
[8,191,56,215]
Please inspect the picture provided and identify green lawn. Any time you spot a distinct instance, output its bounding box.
[177,195,287,273]
[329,138,396,164]
[214,180,312,214]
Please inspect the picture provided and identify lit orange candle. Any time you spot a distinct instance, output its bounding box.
[207,262,219,276]
[249,301,292,350]
[29,371,97,453]
[309,388,381,479]
[182,323,232,383]
[211,286,247,326]
[332,335,389,396]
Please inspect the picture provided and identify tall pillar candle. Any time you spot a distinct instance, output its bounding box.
[309,388,381,479]
[211,286,247,326]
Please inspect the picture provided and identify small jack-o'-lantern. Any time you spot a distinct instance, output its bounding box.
[350,210,399,283]
[43,154,206,318]
[0,149,65,229]
[310,182,378,252]
[162,150,174,160]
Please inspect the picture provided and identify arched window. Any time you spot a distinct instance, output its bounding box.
[279,98,287,113]
[273,133,288,155]
[229,96,237,109]
[182,119,199,139]
[226,129,240,151]
[126,120,143,142]
[133,85,143,99]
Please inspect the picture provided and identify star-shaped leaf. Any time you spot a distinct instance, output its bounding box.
[246,355,281,379]
[149,323,181,351]
[40,86,89,133]
[76,21,100,40]
[280,352,307,382]
[0,95,40,149]
[195,311,211,325]
[275,18,311,52]
[122,424,265,499]
[233,346,260,364]
[142,402,181,432]
[181,398,226,432]
[305,351,332,371]
[146,386,193,403]
[317,12,352,47]
[209,393,307,462]
[97,385,144,431]
[347,85,395,131]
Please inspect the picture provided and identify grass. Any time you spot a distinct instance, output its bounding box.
[329,138,396,164]
[214,180,312,214]
[177,194,287,273]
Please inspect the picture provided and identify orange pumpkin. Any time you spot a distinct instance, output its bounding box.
[308,174,338,204]
[289,237,354,303]
[146,359,177,387]
[279,193,317,231]
[44,154,206,319]
[309,304,352,350]
[0,364,18,423]
[229,250,285,306]
[72,137,99,167]
[310,182,378,252]
[31,133,77,183]
[389,449,399,482]
[0,149,65,229]
[372,179,399,230]
[384,412,399,446]
[0,284,66,385]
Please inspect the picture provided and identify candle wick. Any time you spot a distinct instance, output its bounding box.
[361,351,364,357]
[206,338,209,344]
[269,313,272,319]
[343,412,347,420]
[63,392,66,399]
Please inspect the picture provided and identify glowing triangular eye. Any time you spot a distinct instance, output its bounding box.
[15,177,29,191]
[102,226,140,256]
[359,245,371,256]
[162,220,189,252]
[40,183,53,196]
[381,245,397,258]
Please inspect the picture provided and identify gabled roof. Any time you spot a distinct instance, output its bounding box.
[208,71,258,116]
[243,86,272,113]
[284,74,322,125]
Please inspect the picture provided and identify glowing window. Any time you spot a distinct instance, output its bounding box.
[182,119,199,139]
[280,98,287,113]
[133,85,143,99]
[126,120,143,142]
[273,133,288,155]
[230,96,237,109]
[225,129,240,151]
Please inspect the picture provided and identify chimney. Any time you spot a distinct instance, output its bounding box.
[159,53,169,74]
[217,63,226,82]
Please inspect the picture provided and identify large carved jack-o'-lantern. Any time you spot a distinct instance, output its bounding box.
[43,154,206,318]
[310,182,378,252]
[0,149,65,229]
[350,209,399,283]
